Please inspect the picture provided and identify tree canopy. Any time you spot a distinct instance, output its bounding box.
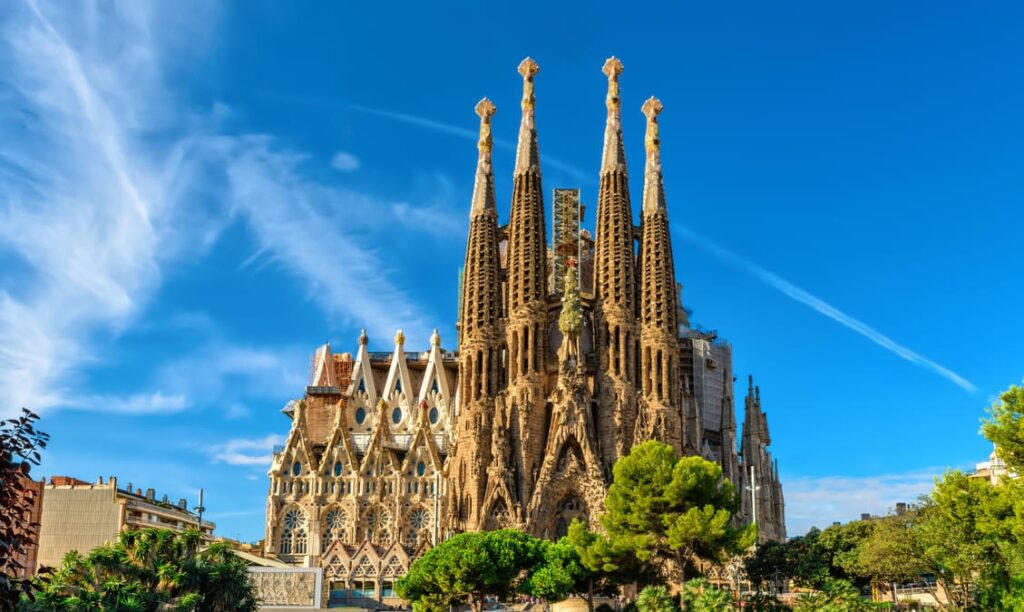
[396,529,544,612]
[0,408,48,609]
[601,441,754,582]
[23,527,258,611]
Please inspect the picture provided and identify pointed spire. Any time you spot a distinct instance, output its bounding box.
[600,57,627,174]
[514,58,541,175]
[470,98,497,218]
[641,96,666,214]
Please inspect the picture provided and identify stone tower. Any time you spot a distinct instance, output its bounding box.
[739,376,787,542]
[636,97,684,451]
[592,57,640,475]
[448,98,503,531]
[504,58,549,504]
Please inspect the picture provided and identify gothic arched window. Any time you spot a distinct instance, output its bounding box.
[321,507,348,550]
[279,507,307,555]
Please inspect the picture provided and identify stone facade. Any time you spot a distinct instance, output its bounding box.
[264,57,786,600]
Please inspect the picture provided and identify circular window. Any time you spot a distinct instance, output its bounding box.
[416,461,426,477]
[325,509,347,529]
[333,462,343,477]
[428,407,439,424]
[410,509,428,529]
[292,461,301,476]
[355,407,366,424]
[392,407,402,424]
[283,508,305,529]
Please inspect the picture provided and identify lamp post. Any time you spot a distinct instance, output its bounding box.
[195,489,206,537]
[433,470,440,546]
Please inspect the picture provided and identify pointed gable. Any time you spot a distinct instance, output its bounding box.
[321,401,359,483]
[403,400,443,472]
[272,400,318,478]
[417,329,453,412]
[348,329,378,404]
[311,342,338,387]
[381,330,414,412]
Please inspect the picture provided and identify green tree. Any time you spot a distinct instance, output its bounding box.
[743,539,792,592]
[817,520,875,588]
[979,380,1024,610]
[636,585,677,612]
[23,528,257,611]
[678,579,734,612]
[565,520,655,612]
[523,538,581,603]
[916,471,1001,609]
[0,409,48,608]
[396,529,544,612]
[982,381,1024,473]
[851,512,927,603]
[601,441,754,583]
[793,578,875,612]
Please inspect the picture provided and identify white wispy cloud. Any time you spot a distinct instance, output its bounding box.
[675,225,976,393]
[0,1,438,416]
[153,339,307,408]
[220,137,433,340]
[0,0,189,415]
[784,469,943,535]
[330,151,360,172]
[210,434,286,466]
[65,392,188,415]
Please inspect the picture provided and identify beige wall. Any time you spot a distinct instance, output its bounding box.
[36,488,121,570]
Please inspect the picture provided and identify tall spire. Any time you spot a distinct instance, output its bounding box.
[470,98,497,218]
[601,57,627,174]
[505,57,549,505]
[592,56,639,473]
[637,96,682,451]
[514,58,541,175]
[450,97,504,532]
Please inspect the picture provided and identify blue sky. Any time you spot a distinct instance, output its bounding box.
[1,0,1022,541]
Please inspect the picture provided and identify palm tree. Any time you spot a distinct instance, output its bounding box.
[23,528,258,611]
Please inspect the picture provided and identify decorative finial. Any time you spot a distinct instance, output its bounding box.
[600,57,627,174]
[602,57,624,116]
[470,99,498,217]
[394,329,405,347]
[516,58,540,104]
[359,329,368,345]
[641,96,663,163]
[515,58,541,174]
[430,328,441,347]
[475,98,496,162]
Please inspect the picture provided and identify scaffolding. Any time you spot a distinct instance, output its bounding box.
[551,188,582,295]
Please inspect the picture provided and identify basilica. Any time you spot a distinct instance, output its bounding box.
[263,57,785,602]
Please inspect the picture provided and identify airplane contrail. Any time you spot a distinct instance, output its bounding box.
[347,104,591,182]
[675,224,976,393]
